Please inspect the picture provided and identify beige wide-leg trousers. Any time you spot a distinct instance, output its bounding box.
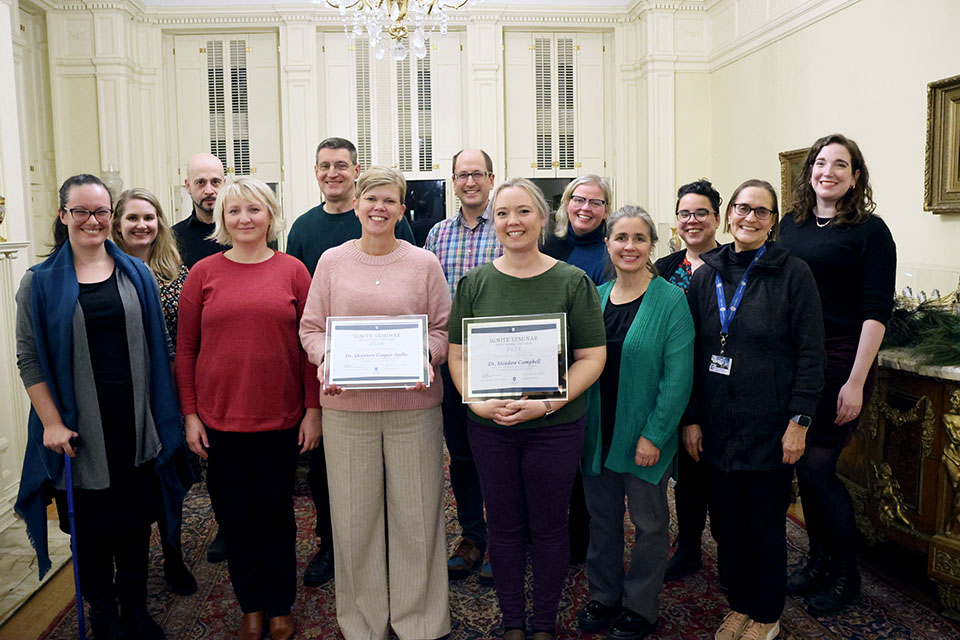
[323,407,450,640]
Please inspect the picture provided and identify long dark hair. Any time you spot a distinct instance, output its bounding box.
[790,133,875,227]
[51,174,113,252]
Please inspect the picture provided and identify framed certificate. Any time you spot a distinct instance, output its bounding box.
[324,315,430,389]
[461,313,568,403]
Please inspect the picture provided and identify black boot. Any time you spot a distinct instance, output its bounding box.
[120,602,167,640]
[664,545,702,581]
[787,543,829,596]
[805,556,860,616]
[89,601,126,640]
[162,540,198,596]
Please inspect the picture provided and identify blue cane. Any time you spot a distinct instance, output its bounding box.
[64,453,88,640]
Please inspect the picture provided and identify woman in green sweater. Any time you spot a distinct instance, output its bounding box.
[576,205,695,640]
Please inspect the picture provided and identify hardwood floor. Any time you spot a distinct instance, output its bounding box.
[0,562,73,640]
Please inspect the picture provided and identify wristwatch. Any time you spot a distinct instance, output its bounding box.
[543,401,556,417]
[791,414,812,428]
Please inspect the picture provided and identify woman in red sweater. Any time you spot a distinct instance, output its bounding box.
[299,167,451,640]
[176,177,321,640]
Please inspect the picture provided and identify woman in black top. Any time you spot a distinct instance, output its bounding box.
[779,134,896,616]
[684,179,824,640]
[15,175,182,640]
[654,179,722,583]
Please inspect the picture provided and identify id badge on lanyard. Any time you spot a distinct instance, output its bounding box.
[710,245,766,376]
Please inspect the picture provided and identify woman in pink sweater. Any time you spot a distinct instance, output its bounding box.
[300,166,452,640]
[176,177,320,640]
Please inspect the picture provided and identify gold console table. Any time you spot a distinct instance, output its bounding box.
[837,347,960,619]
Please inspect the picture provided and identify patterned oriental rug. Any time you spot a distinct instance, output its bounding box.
[39,465,959,640]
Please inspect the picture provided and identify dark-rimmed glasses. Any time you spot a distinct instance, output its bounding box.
[676,208,714,221]
[66,207,113,222]
[731,203,774,220]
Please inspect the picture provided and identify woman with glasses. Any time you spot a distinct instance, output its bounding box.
[15,174,185,640]
[576,206,694,640]
[654,179,722,584]
[447,177,606,640]
[111,187,197,596]
[177,177,320,640]
[541,174,612,564]
[779,134,896,616]
[684,179,824,640]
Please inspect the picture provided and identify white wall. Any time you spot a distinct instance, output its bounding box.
[708,0,960,295]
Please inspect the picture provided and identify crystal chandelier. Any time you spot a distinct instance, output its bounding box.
[323,0,469,60]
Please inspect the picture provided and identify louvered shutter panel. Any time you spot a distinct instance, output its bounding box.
[354,38,373,168]
[396,55,413,172]
[556,37,575,172]
[534,37,553,171]
[206,40,227,167]
[229,40,250,175]
[416,41,434,173]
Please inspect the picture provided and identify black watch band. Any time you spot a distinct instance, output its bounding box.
[792,414,812,428]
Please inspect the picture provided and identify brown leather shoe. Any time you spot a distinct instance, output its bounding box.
[268,615,295,640]
[238,611,264,640]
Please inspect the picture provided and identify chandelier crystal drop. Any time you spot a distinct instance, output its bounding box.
[322,0,469,60]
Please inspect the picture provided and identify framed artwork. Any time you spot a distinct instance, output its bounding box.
[924,74,960,214]
[779,147,809,215]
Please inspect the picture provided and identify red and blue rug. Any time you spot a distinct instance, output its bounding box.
[40,469,959,639]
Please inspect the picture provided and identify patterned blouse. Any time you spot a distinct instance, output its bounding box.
[157,264,189,347]
[666,256,693,293]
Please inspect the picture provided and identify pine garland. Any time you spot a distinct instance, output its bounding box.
[882,299,960,366]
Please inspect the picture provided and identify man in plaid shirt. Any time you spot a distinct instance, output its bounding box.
[425,148,502,584]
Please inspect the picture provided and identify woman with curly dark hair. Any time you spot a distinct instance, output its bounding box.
[779,133,897,616]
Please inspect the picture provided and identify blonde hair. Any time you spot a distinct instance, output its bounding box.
[209,177,285,246]
[491,177,550,224]
[356,166,406,201]
[554,174,613,238]
[112,188,182,281]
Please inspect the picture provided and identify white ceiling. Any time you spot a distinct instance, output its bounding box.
[141,0,635,8]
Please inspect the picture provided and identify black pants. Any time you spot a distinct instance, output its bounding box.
[674,445,712,552]
[708,464,792,624]
[307,438,334,545]
[206,427,300,616]
[74,523,151,611]
[441,363,487,547]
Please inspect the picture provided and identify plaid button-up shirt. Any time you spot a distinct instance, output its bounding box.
[424,207,503,298]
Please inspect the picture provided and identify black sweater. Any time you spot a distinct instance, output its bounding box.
[685,242,825,472]
[778,213,896,339]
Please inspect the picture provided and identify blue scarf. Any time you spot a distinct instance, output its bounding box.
[15,240,185,578]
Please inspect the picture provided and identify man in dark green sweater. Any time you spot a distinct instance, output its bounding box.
[287,137,414,276]
[287,137,414,588]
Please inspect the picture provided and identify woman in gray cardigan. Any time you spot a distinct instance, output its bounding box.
[15,174,182,640]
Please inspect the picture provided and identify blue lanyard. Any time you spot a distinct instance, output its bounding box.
[714,244,766,352]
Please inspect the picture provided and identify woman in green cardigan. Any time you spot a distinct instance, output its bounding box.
[576,205,695,640]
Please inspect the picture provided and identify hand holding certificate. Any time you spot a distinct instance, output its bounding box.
[461,313,568,403]
[324,315,431,390]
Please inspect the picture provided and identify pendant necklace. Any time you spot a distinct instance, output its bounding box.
[374,266,386,285]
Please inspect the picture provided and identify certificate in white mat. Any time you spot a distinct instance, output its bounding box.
[324,315,430,389]
[462,313,568,403]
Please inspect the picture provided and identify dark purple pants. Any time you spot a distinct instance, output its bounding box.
[467,416,585,632]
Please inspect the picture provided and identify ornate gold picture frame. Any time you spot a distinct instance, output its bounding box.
[779,147,808,216]
[924,74,960,214]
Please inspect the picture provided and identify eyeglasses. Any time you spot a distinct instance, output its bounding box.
[731,203,774,220]
[67,207,113,222]
[317,161,353,172]
[677,208,714,221]
[570,195,606,208]
[453,171,491,183]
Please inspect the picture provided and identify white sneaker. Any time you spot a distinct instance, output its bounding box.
[740,619,780,640]
[715,610,749,640]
